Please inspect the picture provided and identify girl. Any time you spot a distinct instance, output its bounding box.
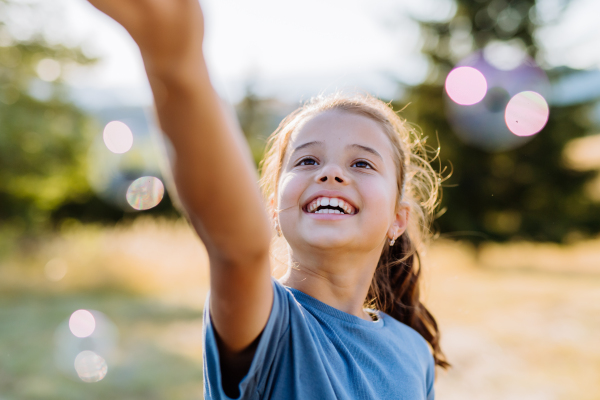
[89,1,449,399]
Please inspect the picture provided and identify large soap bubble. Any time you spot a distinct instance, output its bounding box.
[445,51,550,152]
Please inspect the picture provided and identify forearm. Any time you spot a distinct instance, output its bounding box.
[147,60,272,265]
[87,0,275,359]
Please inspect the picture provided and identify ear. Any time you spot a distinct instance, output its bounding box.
[388,201,410,240]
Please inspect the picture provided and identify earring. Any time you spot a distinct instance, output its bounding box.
[389,237,396,246]
[274,220,282,237]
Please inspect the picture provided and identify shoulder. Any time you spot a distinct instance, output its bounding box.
[272,278,300,310]
[380,313,433,361]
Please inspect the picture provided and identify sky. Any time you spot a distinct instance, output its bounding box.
[53,0,455,105]
[32,0,600,106]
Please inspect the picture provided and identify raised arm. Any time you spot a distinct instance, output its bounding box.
[87,0,273,357]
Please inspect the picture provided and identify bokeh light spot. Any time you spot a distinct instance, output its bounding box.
[69,310,96,338]
[445,66,488,105]
[103,121,134,154]
[483,40,527,71]
[74,350,108,383]
[44,258,68,282]
[505,91,549,137]
[36,58,61,82]
[126,176,165,211]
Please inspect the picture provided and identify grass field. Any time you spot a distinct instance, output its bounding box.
[0,218,598,399]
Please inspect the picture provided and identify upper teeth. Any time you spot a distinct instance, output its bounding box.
[306,197,356,215]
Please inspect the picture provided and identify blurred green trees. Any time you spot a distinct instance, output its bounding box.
[398,0,600,243]
[0,0,97,232]
[3,0,599,244]
[0,1,180,238]
[235,82,295,167]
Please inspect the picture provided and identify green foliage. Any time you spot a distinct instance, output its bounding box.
[398,85,600,242]
[0,2,98,232]
[398,0,600,243]
[236,85,272,166]
[396,0,600,242]
[235,84,294,167]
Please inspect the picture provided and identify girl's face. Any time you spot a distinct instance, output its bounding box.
[277,109,407,255]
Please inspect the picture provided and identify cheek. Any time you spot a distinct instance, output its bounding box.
[277,172,305,210]
[361,177,397,213]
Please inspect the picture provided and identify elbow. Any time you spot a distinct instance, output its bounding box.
[208,228,272,272]
[213,245,271,273]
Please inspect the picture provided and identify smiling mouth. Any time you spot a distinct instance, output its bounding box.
[304,196,357,215]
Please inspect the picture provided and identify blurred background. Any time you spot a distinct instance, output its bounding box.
[1,0,599,398]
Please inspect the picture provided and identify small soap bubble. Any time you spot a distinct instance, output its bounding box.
[103,121,134,154]
[126,176,165,211]
[36,58,61,82]
[54,310,118,381]
[445,66,488,106]
[74,350,108,383]
[505,91,549,137]
[44,258,68,282]
[69,310,96,338]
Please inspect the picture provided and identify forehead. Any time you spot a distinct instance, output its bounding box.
[289,109,393,151]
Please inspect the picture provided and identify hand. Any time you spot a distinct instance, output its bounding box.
[87,0,205,76]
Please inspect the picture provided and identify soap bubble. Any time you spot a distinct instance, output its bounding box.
[445,51,550,152]
[54,310,118,382]
[103,121,134,154]
[87,109,166,211]
[74,350,108,383]
[445,66,488,105]
[126,176,165,210]
[505,91,550,137]
[69,310,96,338]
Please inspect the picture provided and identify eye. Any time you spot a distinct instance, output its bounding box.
[352,160,373,169]
[297,157,317,166]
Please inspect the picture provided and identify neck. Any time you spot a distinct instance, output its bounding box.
[279,245,382,321]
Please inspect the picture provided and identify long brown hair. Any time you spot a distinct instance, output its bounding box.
[259,92,450,369]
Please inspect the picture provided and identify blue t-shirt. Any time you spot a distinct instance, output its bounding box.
[203,279,435,400]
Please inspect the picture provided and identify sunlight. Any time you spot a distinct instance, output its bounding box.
[36,58,61,82]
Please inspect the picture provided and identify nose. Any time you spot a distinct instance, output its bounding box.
[317,163,347,184]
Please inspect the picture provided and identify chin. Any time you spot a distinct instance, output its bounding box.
[300,233,354,250]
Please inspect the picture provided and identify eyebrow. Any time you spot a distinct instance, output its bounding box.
[348,144,383,160]
[290,140,323,155]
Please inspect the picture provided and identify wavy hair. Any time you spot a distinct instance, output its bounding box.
[259,92,449,369]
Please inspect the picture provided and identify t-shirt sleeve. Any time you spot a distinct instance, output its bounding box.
[203,278,291,400]
[426,353,435,400]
